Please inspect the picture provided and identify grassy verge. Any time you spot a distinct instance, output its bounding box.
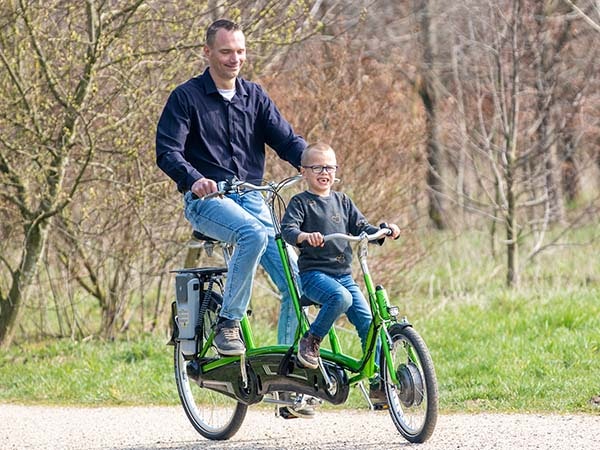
[1,285,599,413]
[1,226,599,412]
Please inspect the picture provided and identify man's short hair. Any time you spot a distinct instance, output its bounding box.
[206,19,242,47]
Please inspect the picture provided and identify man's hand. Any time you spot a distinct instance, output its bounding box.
[191,178,218,198]
[297,231,324,247]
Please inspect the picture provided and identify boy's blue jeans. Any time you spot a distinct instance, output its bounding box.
[184,190,299,345]
[299,271,380,362]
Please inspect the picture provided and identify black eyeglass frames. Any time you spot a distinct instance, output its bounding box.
[302,165,338,174]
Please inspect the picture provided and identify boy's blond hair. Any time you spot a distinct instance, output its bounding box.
[301,142,336,166]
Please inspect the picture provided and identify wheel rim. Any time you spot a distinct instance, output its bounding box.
[175,344,243,435]
[384,332,429,437]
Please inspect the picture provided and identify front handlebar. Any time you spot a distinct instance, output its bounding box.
[323,228,392,243]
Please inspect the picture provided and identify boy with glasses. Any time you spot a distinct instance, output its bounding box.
[281,143,400,388]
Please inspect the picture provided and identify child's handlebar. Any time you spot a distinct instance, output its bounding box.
[322,228,392,243]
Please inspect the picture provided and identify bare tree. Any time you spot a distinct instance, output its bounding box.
[443,0,600,286]
[0,0,326,345]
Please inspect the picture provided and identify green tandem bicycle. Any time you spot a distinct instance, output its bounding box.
[169,175,438,443]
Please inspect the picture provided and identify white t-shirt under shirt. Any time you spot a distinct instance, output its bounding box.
[218,88,235,101]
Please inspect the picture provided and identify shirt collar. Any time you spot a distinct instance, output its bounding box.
[199,67,248,98]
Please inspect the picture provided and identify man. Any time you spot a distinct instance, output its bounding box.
[156,19,305,355]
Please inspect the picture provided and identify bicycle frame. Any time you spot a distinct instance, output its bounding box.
[173,175,438,443]
[190,176,404,396]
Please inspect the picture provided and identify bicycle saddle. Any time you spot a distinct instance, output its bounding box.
[192,230,219,243]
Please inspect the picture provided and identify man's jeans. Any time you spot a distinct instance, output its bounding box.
[300,271,380,361]
[184,190,299,345]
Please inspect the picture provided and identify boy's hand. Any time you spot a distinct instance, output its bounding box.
[298,232,325,247]
[388,223,401,240]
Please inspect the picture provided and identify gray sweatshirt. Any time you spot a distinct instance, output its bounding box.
[281,190,379,276]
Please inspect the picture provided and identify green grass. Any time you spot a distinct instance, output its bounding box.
[0,337,177,405]
[425,288,600,413]
[1,226,599,413]
[1,286,599,413]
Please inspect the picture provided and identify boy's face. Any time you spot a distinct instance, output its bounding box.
[301,150,337,196]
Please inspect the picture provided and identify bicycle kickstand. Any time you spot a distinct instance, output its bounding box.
[358,381,375,410]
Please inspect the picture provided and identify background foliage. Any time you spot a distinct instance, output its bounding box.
[0,0,599,351]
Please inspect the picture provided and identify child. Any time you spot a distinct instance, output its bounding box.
[281,142,400,373]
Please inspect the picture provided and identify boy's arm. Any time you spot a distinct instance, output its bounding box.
[344,194,400,239]
[281,197,305,246]
[282,196,325,247]
[344,194,379,236]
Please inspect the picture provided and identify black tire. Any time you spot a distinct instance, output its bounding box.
[382,323,438,443]
[173,291,247,440]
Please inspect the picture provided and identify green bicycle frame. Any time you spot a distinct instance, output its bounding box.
[193,180,402,387]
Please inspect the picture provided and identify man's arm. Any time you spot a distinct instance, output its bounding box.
[155,90,203,192]
[257,86,306,169]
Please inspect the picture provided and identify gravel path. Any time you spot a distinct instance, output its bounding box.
[1,404,598,450]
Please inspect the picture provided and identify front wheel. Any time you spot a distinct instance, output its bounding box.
[382,323,438,443]
[173,291,247,440]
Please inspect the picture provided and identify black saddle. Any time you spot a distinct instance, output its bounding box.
[192,230,219,243]
[299,295,320,308]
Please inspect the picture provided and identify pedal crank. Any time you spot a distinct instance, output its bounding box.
[317,358,335,394]
[240,354,248,389]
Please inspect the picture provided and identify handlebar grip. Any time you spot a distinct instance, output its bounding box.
[200,180,232,200]
[201,191,221,200]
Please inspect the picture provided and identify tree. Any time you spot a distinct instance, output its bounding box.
[442,0,600,286]
[0,0,326,346]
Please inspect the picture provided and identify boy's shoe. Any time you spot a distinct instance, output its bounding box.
[297,333,321,369]
[213,319,245,356]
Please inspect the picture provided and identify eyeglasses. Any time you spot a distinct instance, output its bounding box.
[302,165,338,174]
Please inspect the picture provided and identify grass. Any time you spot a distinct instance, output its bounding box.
[1,226,599,413]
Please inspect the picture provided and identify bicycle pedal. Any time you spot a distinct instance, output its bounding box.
[372,402,389,411]
[278,407,300,420]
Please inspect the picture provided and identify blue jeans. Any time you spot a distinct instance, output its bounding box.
[184,190,299,345]
[299,271,373,348]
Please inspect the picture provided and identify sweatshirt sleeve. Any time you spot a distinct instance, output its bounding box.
[281,196,305,247]
[344,194,379,236]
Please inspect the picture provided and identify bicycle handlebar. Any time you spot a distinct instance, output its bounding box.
[322,228,392,243]
[201,175,303,200]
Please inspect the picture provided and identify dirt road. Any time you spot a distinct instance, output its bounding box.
[1,404,598,450]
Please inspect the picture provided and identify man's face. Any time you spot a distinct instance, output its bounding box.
[204,28,246,86]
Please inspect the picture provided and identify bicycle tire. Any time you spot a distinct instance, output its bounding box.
[382,323,438,443]
[173,291,247,440]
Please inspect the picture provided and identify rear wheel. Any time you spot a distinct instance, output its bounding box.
[382,323,438,443]
[173,291,247,440]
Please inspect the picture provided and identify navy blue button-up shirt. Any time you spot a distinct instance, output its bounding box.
[156,68,306,192]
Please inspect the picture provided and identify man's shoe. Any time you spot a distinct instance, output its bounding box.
[279,404,316,419]
[213,319,245,356]
[297,332,321,369]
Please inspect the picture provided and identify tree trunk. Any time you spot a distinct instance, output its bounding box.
[0,222,49,348]
[415,0,445,229]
